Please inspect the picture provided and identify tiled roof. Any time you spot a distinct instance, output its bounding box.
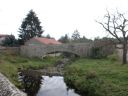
[0,34,9,38]
[34,37,62,45]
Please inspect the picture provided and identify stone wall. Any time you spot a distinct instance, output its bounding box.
[0,47,20,55]
[116,44,128,61]
[0,73,26,96]
[21,42,115,58]
[20,43,93,58]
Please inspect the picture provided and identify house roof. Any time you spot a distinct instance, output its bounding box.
[0,34,9,38]
[34,37,62,45]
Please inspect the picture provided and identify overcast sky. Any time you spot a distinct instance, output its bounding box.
[0,0,128,40]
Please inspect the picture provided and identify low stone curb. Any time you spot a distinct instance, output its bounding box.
[0,73,26,96]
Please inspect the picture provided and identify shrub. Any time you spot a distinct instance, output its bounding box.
[90,47,106,59]
[107,54,118,61]
[90,38,115,59]
[64,67,106,96]
[2,35,19,47]
[86,71,97,79]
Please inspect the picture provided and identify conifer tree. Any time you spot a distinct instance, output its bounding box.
[71,29,80,41]
[19,10,44,44]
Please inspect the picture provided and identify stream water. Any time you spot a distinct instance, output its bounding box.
[37,76,80,96]
[18,58,80,96]
[19,72,80,96]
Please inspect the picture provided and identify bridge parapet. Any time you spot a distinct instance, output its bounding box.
[20,43,93,58]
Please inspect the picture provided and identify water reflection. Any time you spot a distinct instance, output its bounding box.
[37,76,80,96]
[23,75,42,96]
[19,70,80,96]
[18,71,42,96]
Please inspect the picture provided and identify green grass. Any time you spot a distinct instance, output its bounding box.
[1,52,128,96]
[0,52,61,87]
[64,58,128,96]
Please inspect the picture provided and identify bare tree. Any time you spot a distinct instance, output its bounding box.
[97,10,128,64]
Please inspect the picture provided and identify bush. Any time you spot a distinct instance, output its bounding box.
[2,35,19,47]
[86,71,97,79]
[107,54,118,61]
[90,38,115,59]
[90,47,106,59]
[64,67,106,96]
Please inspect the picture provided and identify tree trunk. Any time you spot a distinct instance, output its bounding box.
[122,43,127,64]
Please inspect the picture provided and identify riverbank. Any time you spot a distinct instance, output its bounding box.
[64,57,128,96]
[0,52,61,87]
[1,52,128,96]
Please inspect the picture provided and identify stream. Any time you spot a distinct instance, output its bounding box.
[19,58,80,96]
[37,76,80,96]
[18,70,80,96]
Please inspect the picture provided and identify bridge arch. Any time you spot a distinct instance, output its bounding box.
[45,50,80,57]
[20,43,92,58]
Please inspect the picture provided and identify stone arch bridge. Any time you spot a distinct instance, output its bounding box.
[20,43,93,58]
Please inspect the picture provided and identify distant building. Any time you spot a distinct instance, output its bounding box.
[0,34,9,45]
[25,37,62,45]
[24,37,62,58]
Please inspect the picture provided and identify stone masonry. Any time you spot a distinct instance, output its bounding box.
[20,43,93,58]
[0,73,26,96]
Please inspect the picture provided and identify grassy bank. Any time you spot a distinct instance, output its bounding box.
[64,57,128,96]
[0,52,60,87]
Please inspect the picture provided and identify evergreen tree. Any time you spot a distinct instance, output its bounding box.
[71,29,80,41]
[59,34,70,43]
[46,34,51,39]
[2,35,19,47]
[79,36,92,43]
[19,10,44,44]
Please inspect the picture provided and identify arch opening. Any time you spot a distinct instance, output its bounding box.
[41,50,80,59]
